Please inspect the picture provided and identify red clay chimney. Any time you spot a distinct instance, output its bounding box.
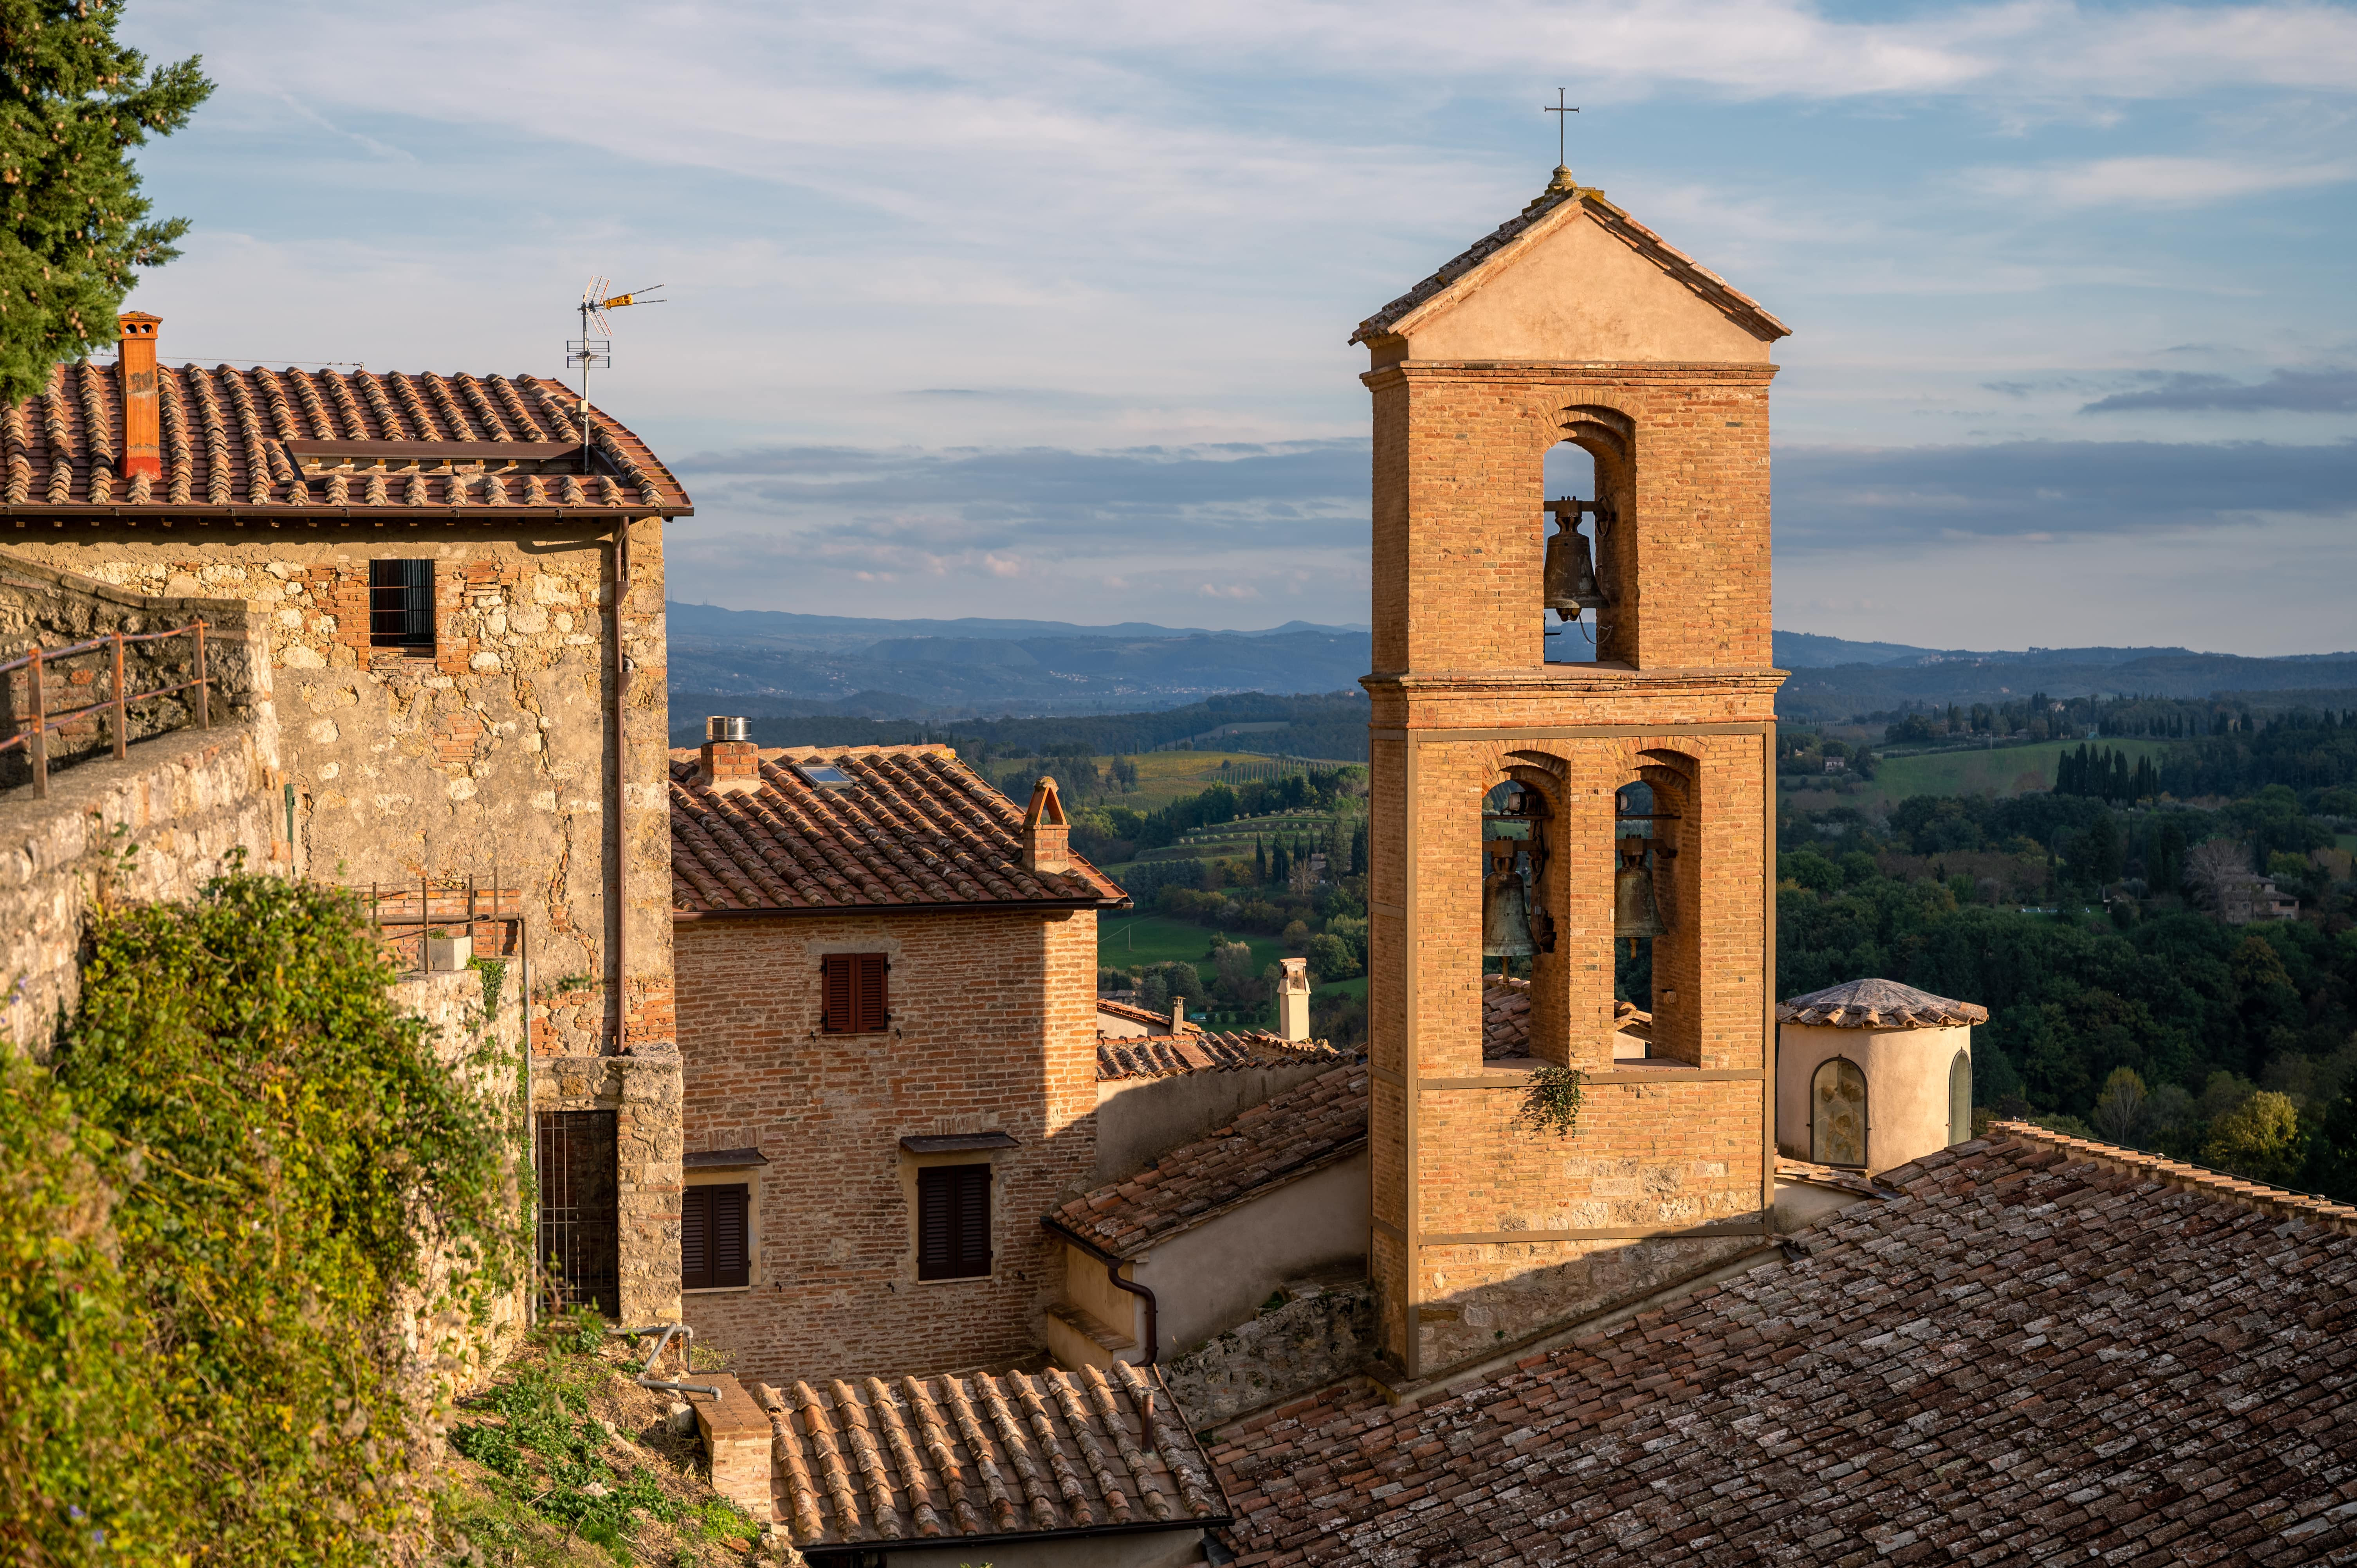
[117,312,161,482]
[700,715,760,795]
[1022,775,1071,874]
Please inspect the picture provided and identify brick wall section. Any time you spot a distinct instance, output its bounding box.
[1365,365,1774,677]
[674,907,1099,1385]
[1362,352,1783,1379]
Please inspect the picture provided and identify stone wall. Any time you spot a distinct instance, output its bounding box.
[0,552,273,787]
[673,906,1099,1384]
[0,719,277,1052]
[5,524,678,1323]
[1161,1280,1377,1429]
[390,966,532,1396]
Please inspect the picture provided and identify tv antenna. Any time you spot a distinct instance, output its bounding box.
[567,276,666,472]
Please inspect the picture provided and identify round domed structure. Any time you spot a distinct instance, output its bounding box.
[1775,979,1987,1174]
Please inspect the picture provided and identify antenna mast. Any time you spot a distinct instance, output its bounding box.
[567,278,666,474]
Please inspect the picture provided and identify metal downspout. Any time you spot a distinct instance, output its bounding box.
[1044,1218,1158,1365]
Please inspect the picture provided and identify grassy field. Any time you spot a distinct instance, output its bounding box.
[1784,737,2187,813]
[1097,913,1289,977]
[986,750,1362,813]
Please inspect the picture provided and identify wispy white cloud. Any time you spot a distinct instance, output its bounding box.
[1961,153,2357,207]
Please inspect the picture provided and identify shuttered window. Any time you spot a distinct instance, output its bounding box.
[916,1164,991,1280]
[821,953,890,1033]
[681,1184,750,1290]
[368,559,435,651]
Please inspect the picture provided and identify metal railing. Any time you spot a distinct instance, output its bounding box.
[0,619,210,798]
[354,874,524,974]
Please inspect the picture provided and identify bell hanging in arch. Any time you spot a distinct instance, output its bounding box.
[1544,500,1605,621]
[1614,844,1668,954]
[1483,867,1538,959]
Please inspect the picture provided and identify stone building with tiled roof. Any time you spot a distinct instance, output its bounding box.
[0,313,691,1326]
[668,738,1134,1384]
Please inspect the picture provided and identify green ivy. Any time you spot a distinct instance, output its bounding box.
[469,955,509,1022]
[0,865,525,1564]
[1514,1063,1589,1140]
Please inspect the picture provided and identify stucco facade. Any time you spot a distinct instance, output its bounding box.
[1777,1021,1974,1175]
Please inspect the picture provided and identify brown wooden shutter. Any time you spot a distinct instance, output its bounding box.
[822,953,889,1033]
[855,953,889,1032]
[681,1187,711,1290]
[916,1164,991,1280]
[682,1185,750,1290]
[821,955,854,1033]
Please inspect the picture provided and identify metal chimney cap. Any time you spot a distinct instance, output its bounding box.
[707,715,750,743]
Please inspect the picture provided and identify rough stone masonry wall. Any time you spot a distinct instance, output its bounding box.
[1161,1281,1377,1429]
[673,907,1099,1386]
[4,522,675,1060]
[0,717,277,1052]
[7,522,680,1325]
[0,553,273,786]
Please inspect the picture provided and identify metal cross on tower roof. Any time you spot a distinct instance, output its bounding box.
[1544,87,1579,168]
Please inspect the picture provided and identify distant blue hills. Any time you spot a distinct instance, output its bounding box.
[665,602,2356,726]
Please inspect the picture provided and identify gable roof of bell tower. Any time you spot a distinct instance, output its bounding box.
[1351,166,1791,350]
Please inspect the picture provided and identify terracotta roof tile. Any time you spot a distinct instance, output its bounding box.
[1053,1065,1368,1256]
[1209,1128,2357,1565]
[669,744,1127,914]
[1094,997,1178,1031]
[759,1364,1228,1549]
[1482,974,1645,1058]
[0,361,688,515]
[1095,1030,1357,1082]
[1778,976,1988,1029]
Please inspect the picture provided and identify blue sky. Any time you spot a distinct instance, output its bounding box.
[123,0,2356,652]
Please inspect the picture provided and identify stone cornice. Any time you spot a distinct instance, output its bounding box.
[1362,360,1780,391]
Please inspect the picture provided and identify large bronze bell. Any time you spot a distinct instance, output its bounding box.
[1544,501,1605,621]
[1614,845,1668,953]
[1483,867,1537,959]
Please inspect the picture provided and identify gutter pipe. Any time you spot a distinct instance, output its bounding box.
[1043,1218,1158,1366]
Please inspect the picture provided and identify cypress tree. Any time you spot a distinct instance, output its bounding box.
[0,2,211,403]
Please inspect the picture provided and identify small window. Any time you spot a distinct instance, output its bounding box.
[917,1164,990,1280]
[821,953,889,1033]
[369,559,435,651]
[681,1183,750,1290]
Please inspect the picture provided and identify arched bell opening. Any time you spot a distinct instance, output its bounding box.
[1540,405,1635,668]
[1632,750,1700,1065]
[1480,778,1553,981]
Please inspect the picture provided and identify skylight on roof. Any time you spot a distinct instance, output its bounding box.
[795,763,856,790]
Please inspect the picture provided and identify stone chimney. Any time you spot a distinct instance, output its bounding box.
[117,312,161,482]
[1022,775,1070,874]
[1276,956,1311,1043]
[700,715,760,795]
[1170,997,1186,1032]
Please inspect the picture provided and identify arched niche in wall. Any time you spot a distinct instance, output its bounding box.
[1812,1056,1868,1169]
[1948,1049,1973,1147]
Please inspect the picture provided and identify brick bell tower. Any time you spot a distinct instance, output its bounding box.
[1358,163,1791,1381]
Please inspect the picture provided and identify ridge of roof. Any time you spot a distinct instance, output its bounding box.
[1778,976,1988,1029]
[1095,1029,1357,1083]
[668,746,1127,913]
[1054,1063,1369,1255]
[758,1363,1228,1548]
[0,362,689,515]
[1992,1119,2357,1231]
[1350,178,1790,348]
[1095,996,1182,1030]
[1208,1130,2357,1564]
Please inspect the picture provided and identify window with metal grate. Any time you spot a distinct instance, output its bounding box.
[821,952,889,1033]
[681,1184,750,1290]
[916,1164,990,1280]
[369,559,435,651]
